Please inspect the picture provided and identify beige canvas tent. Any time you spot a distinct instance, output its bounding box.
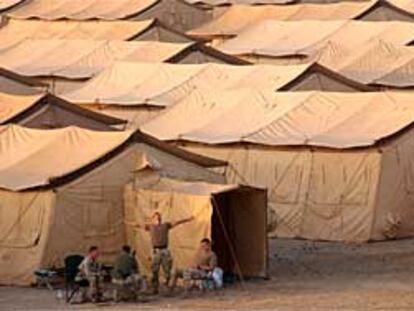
[0,124,227,285]
[7,0,211,31]
[216,20,414,66]
[0,18,192,50]
[63,61,371,129]
[0,92,126,130]
[124,177,267,278]
[189,1,414,42]
[0,39,246,94]
[142,90,414,242]
[0,67,46,95]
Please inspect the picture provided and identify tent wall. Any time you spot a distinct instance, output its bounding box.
[0,190,55,285]
[38,77,86,95]
[371,129,414,240]
[85,106,164,130]
[18,103,116,131]
[181,143,382,242]
[133,0,211,31]
[241,55,306,66]
[124,184,213,276]
[41,146,140,268]
[213,188,267,277]
[41,142,223,268]
[285,72,365,92]
[171,49,233,64]
[0,75,42,95]
[124,184,267,277]
[132,25,192,43]
[358,4,414,22]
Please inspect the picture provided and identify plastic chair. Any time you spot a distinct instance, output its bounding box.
[64,254,86,303]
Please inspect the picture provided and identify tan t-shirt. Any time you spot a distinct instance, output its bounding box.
[194,250,218,270]
[145,223,172,248]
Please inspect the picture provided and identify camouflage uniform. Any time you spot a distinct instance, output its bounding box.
[145,222,173,292]
[151,248,173,290]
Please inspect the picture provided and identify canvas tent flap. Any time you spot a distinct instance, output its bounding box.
[0,190,55,285]
[142,90,414,148]
[0,125,134,191]
[8,0,158,20]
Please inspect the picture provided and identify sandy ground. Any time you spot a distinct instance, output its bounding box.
[2,239,414,311]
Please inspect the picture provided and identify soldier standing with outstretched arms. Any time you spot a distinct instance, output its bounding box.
[131,212,194,294]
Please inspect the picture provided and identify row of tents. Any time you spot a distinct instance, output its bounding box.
[1,0,211,31]
[3,0,414,287]
[0,76,268,284]
[60,61,372,128]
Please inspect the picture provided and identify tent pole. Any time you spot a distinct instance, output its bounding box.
[211,196,247,291]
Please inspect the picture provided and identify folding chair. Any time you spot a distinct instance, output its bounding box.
[64,254,87,303]
[33,268,64,291]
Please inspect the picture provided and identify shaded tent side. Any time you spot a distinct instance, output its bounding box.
[0,93,126,130]
[0,67,47,95]
[130,0,213,31]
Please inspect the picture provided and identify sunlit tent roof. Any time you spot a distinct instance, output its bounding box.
[336,40,414,88]
[393,0,414,12]
[0,124,226,191]
[6,0,211,32]
[189,0,414,39]
[0,18,165,50]
[0,67,46,95]
[64,61,371,106]
[0,92,126,129]
[217,20,414,61]
[142,90,414,148]
[7,0,158,20]
[0,92,44,124]
[0,0,23,12]
[0,40,194,79]
[0,125,133,190]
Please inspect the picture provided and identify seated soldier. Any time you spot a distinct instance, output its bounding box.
[77,246,102,302]
[170,238,222,292]
[112,245,146,301]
